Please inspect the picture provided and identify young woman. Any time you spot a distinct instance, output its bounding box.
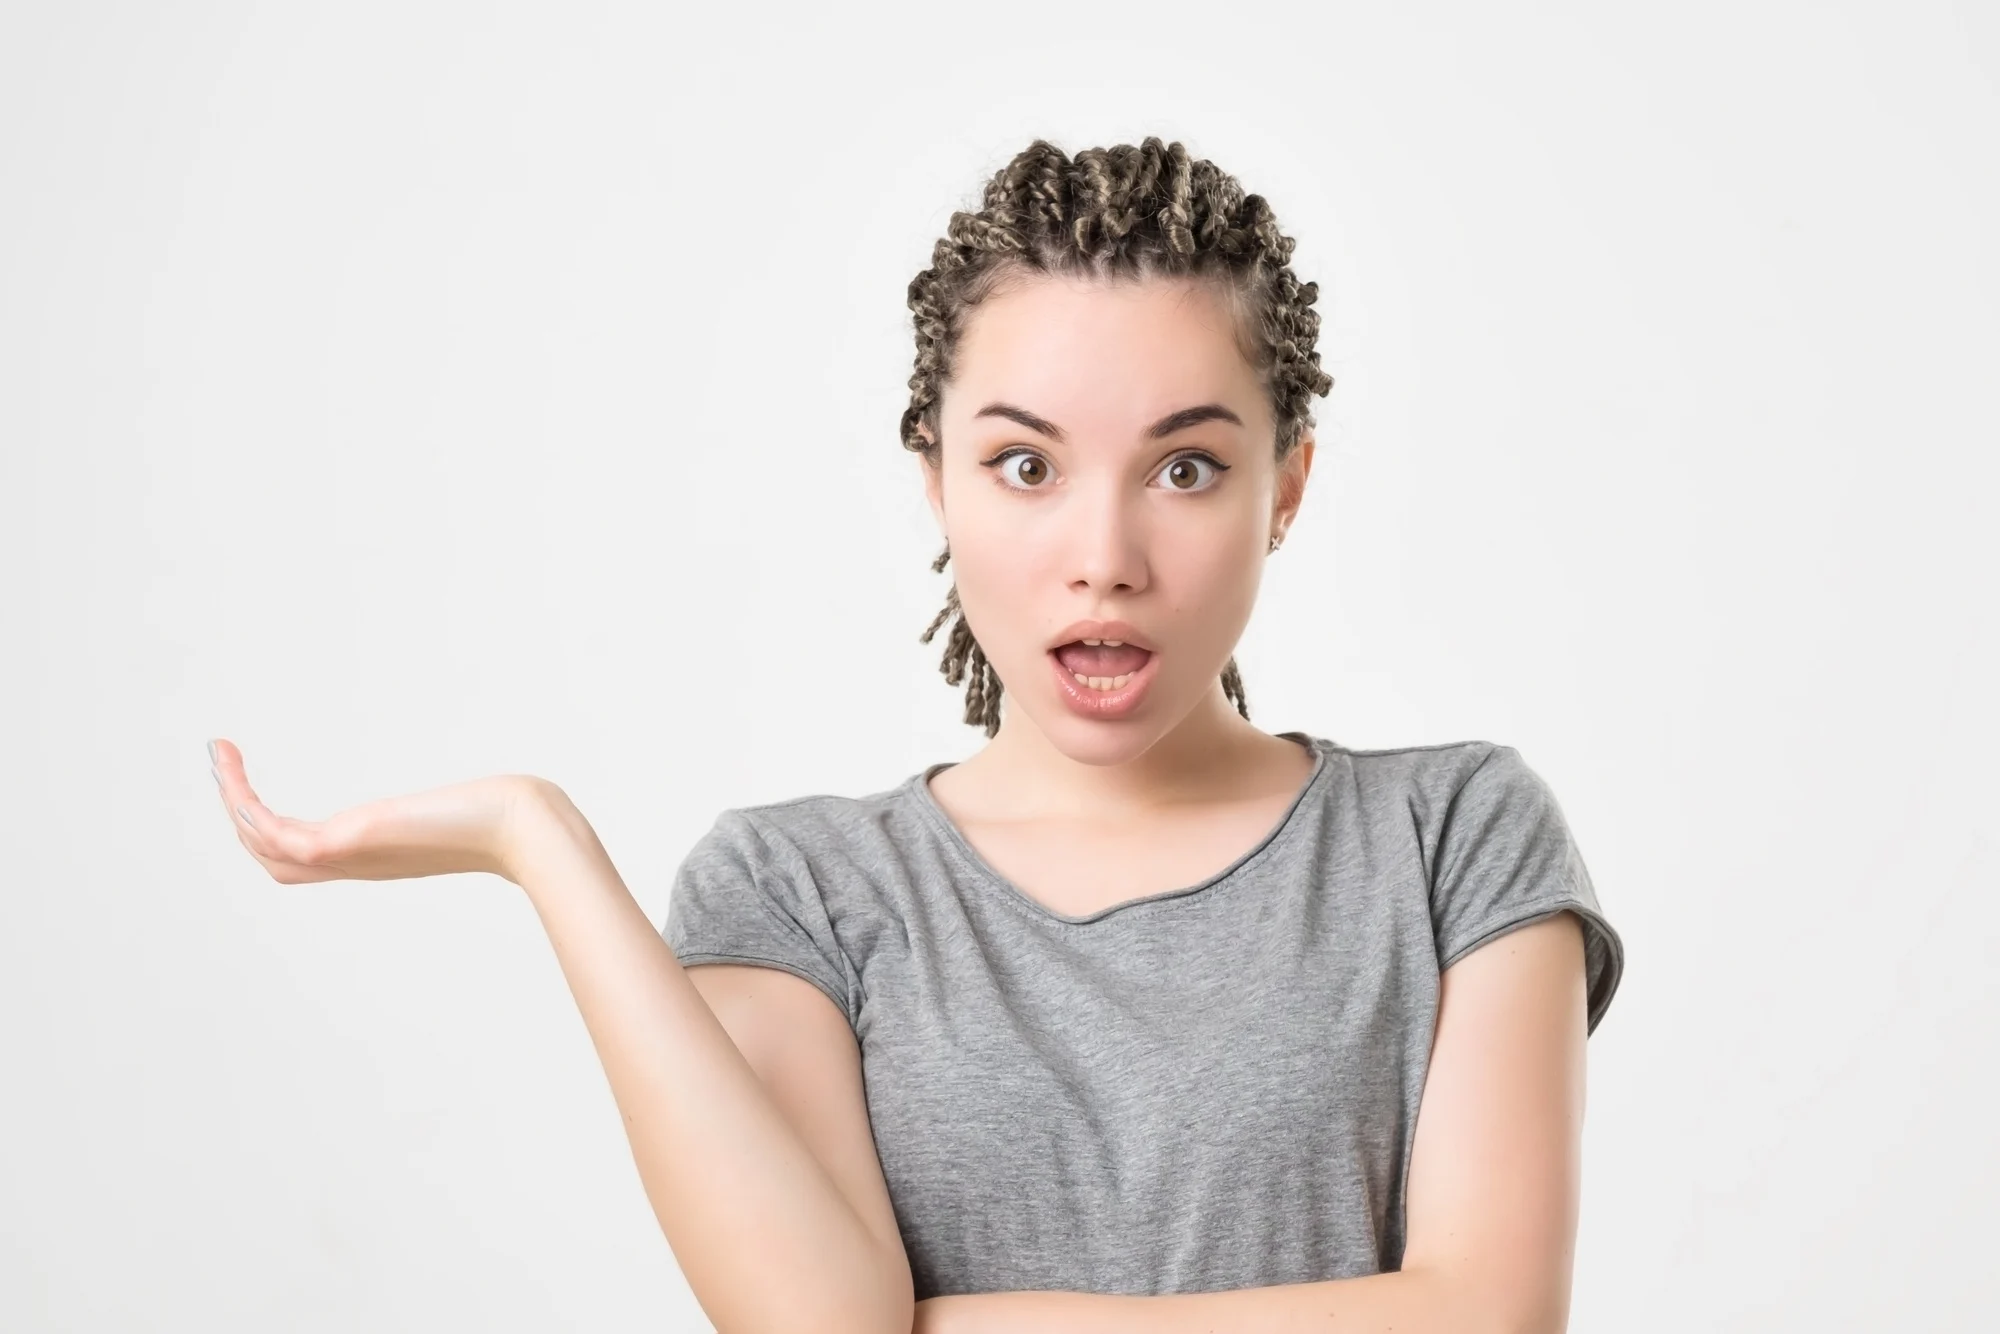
[209,137,1623,1334]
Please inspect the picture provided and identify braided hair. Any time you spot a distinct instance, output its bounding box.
[904,137,1334,737]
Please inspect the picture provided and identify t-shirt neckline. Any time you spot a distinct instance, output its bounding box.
[903,730,1330,926]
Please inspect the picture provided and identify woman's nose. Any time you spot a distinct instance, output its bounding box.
[1065,496,1150,594]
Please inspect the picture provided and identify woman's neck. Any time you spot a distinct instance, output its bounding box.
[943,689,1310,822]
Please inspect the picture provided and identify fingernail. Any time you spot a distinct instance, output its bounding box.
[236,805,255,828]
[211,767,222,791]
[206,740,217,766]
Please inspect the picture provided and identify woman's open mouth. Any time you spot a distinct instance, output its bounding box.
[1047,638,1159,720]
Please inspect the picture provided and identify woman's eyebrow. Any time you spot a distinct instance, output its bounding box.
[972,401,1243,443]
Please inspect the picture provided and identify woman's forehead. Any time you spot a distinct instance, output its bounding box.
[943,277,1265,428]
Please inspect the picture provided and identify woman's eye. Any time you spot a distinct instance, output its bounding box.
[993,450,1053,489]
[1156,454,1223,492]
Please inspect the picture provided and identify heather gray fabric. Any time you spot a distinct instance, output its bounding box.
[660,733,1623,1299]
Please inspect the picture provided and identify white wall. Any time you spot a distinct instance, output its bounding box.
[3,2,1994,1329]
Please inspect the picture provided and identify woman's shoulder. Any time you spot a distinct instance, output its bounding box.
[1297,735,1583,837]
[1308,732,1520,786]
[690,768,933,861]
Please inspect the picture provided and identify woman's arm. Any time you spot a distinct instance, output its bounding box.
[508,783,915,1334]
[212,742,914,1333]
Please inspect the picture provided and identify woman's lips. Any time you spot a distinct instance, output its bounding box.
[1046,644,1159,720]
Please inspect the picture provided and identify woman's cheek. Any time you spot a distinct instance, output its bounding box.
[955,562,1032,668]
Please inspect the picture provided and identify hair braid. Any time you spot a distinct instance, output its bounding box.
[904,137,1333,734]
[917,544,1005,737]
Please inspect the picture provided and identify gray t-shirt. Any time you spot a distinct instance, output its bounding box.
[661,733,1623,1299]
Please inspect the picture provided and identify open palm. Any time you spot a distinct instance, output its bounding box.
[208,737,530,885]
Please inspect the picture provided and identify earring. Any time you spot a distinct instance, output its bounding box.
[1268,533,1283,554]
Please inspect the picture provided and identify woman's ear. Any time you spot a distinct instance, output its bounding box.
[917,430,946,535]
[1273,436,1315,538]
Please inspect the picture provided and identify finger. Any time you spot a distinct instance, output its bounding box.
[210,751,249,829]
[212,763,265,841]
[232,820,287,877]
[209,738,326,864]
[209,738,286,843]
[210,738,238,810]
[230,805,345,885]
[234,799,327,867]
[209,738,260,809]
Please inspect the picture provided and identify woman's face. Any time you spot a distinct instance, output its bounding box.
[921,272,1312,762]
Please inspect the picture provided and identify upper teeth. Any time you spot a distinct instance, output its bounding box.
[1082,638,1124,646]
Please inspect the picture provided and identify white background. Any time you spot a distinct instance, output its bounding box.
[4,2,1995,1330]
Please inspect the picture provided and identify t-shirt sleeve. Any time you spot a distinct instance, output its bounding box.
[661,808,861,1029]
[1429,745,1625,1035]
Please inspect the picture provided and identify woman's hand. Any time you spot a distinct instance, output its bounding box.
[207,737,541,885]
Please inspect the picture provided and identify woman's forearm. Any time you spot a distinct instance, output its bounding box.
[504,782,913,1334]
